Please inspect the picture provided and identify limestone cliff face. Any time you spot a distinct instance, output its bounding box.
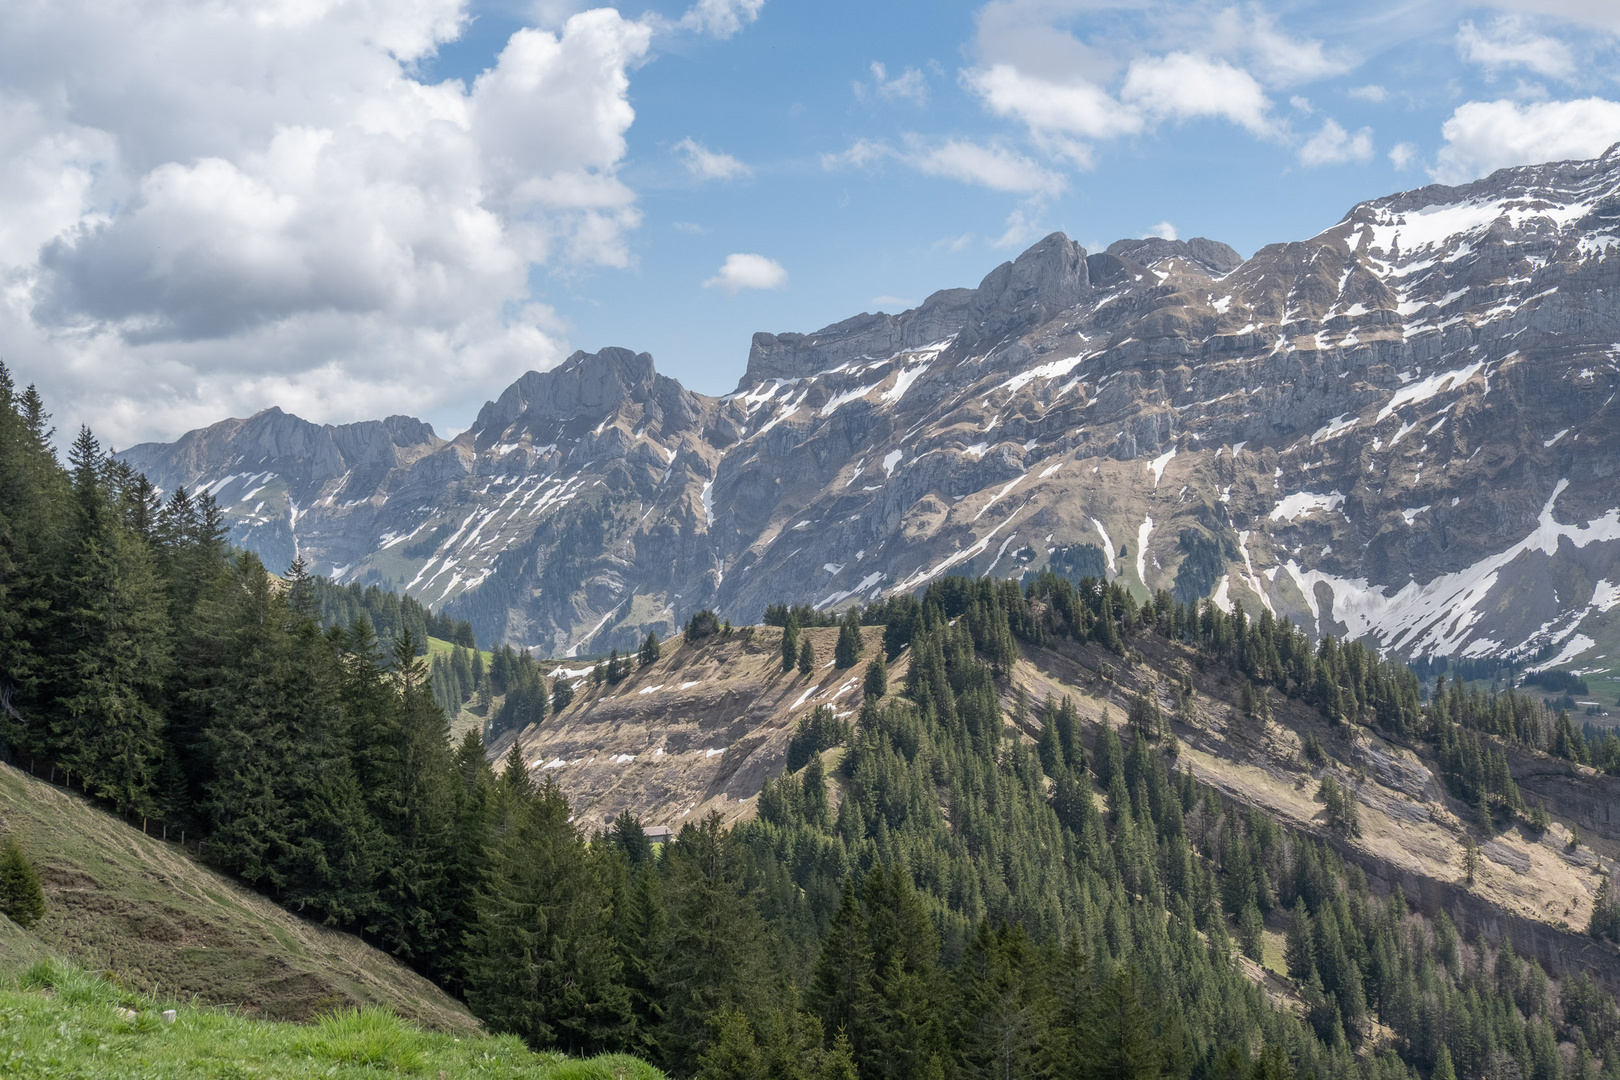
[124,146,1620,675]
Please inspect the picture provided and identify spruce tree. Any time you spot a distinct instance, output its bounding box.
[0,837,45,928]
[373,628,457,965]
[1127,691,1159,741]
[640,630,662,668]
[1434,1044,1457,1080]
[834,608,863,669]
[862,651,887,700]
[51,427,171,817]
[693,1009,763,1080]
[654,813,777,1075]
[192,555,297,886]
[1094,719,1124,789]
[1087,965,1161,1080]
[1285,898,1315,981]
[0,368,66,760]
[552,674,575,713]
[821,1032,858,1080]
[279,596,383,925]
[954,922,1053,1080]
[808,879,872,1058]
[860,865,944,1080]
[782,617,800,673]
[798,637,816,676]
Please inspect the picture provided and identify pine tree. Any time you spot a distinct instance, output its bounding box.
[1239,902,1265,962]
[655,813,777,1075]
[0,837,45,928]
[1127,690,1160,741]
[51,427,171,817]
[782,617,800,674]
[1434,1044,1457,1080]
[640,630,662,668]
[835,608,863,669]
[1088,965,1162,1080]
[373,628,457,965]
[694,1008,764,1080]
[808,879,872,1062]
[798,637,816,676]
[191,555,297,886]
[552,675,575,713]
[465,775,631,1055]
[1285,898,1315,981]
[821,1031,858,1080]
[863,651,887,700]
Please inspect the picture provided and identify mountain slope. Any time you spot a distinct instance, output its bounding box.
[0,762,479,1032]
[122,146,1620,674]
[511,604,1620,990]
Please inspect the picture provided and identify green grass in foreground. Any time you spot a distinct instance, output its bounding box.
[0,959,665,1080]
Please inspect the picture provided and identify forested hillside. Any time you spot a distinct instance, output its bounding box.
[4,364,1620,1080]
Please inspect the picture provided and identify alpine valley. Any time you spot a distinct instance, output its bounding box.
[12,145,1620,1080]
[124,147,1620,681]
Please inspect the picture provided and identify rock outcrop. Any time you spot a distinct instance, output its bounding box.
[122,146,1620,687]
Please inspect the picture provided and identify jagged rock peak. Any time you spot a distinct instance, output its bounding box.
[742,231,1093,385]
[464,347,711,450]
[468,347,659,434]
[743,288,974,385]
[960,232,1089,347]
[1105,236,1244,275]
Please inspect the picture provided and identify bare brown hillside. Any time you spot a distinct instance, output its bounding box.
[496,625,900,830]
[507,624,1620,985]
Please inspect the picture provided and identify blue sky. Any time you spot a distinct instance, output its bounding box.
[493,0,1620,399]
[4,0,1620,442]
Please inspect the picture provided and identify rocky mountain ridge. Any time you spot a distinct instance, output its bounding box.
[122,146,1620,681]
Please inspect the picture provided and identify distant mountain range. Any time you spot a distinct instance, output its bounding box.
[123,145,1620,680]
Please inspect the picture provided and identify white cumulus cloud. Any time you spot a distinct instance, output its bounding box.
[1456,16,1576,80]
[1299,119,1375,166]
[674,137,752,181]
[966,64,1143,144]
[1432,97,1620,183]
[704,253,788,293]
[678,0,766,39]
[964,51,1277,169]
[1121,52,1275,136]
[1207,7,1354,87]
[823,135,1064,197]
[1145,221,1177,240]
[0,0,660,446]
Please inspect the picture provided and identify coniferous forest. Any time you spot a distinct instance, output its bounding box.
[3,364,1620,1080]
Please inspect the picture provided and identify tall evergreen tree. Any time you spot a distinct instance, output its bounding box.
[835,608,864,669]
[863,651,887,700]
[373,629,457,966]
[782,617,801,674]
[51,427,171,817]
[465,774,631,1054]
[640,631,662,668]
